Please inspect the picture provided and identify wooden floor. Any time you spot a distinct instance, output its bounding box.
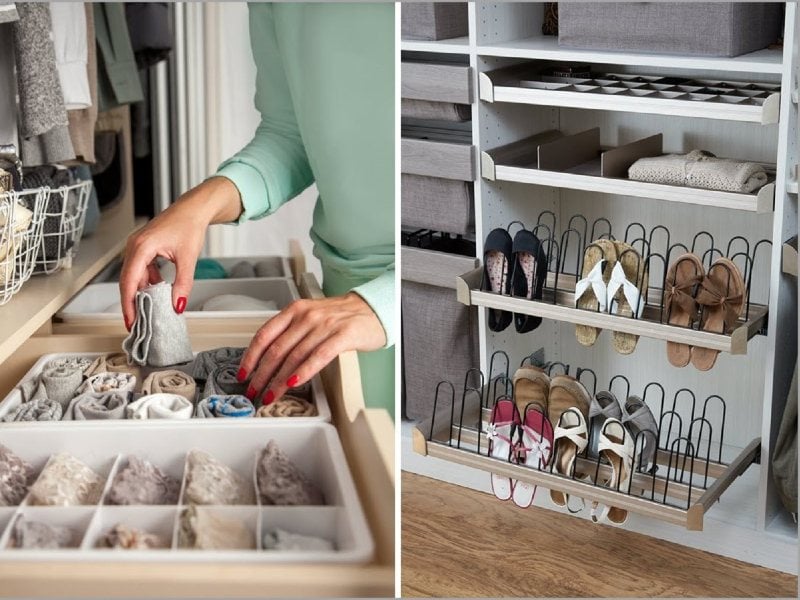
[402,472,798,598]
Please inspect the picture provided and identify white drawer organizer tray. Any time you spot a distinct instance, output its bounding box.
[0,352,331,423]
[0,422,373,563]
[56,278,299,322]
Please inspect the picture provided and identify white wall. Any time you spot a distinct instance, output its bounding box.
[203,2,322,281]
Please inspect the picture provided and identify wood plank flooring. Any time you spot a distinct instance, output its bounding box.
[402,472,798,598]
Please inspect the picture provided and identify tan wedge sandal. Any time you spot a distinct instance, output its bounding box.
[663,253,705,368]
[574,239,617,347]
[608,240,649,355]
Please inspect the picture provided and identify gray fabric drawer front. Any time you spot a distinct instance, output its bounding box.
[401,246,478,289]
[402,280,479,421]
[402,138,474,181]
[401,62,472,104]
[401,174,473,235]
[401,99,471,122]
[401,3,468,41]
[559,3,782,57]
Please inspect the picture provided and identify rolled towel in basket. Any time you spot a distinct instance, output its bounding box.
[0,443,35,507]
[78,371,136,395]
[106,456,180,505]
[256,440,324,506]
[122,282,193,367]
[195,395,254,418]
[62,391,129,420]
[628,150,769,193]
[184,347,245,381]
[203,363,248,397]
[228,260,256,278]
[27,452,104,506]
[0,201,33,285]
[3,398,62,422]
[184,449,255,505]
[256,396,317,418]
[141,369,196,402]
[126,393,193,420]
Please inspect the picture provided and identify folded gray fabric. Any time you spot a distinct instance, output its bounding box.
[12,518,75,549]
[401,173,473,235]
[125,393,193,420]
[78,371,136,395]
[185,347,245,381]
[262,529,334,552]
[622,395,659,472]
[184,449,255,506]
[122,282,193,367]
[257,440,324,506]
[203,363,247,397]
[40,365,83,408]
[200,294,277,312]
[3,398,62,422]
[63,391,129,420]
[194,395,254,419]
[0,443,35,506]
[106,455,180,505]
[628,150,769,193]
[588,391,623,458]
[254,260,283,278]
[228,260,256,278]
[97,523,167,550]
[401,98,471,122]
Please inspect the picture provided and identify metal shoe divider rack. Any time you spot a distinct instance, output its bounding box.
[407,2,798,554]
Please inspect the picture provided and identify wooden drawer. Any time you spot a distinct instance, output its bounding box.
[401,138,475,181]
[401,61,472,104]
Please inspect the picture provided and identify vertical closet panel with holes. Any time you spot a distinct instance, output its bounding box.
[409,1,798,571]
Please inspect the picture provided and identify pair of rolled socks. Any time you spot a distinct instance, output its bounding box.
[141,369,196,402]
[62,391,129,420]
[27,453,104,506]
[203,363,248,397]
[227,259,283,279]
[256,396,317,418]
[126,394,193,420]
[257,440,324,506]
[179,506,254,550]
[84,352,142,387]
[3,398,62,422]
[184,347,245,381]
[0,444,34,506]
[195,395,255,418]
[78,372,136,395]
[184,449,254,505]
[106,456,180,505]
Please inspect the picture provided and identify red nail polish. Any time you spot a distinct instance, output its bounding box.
[176,296,187,314]
[124,317,131,332]
[245,386,256,400]
[263,390,275,405]
[286,374,299,388]
[236,368,247,382]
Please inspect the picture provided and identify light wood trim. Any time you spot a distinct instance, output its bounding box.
[288,238,305,287]
[782,238,798,276]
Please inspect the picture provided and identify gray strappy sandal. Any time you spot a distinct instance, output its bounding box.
[622,395,659,472]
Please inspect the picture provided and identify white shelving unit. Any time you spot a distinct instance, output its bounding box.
[404,2,798,574]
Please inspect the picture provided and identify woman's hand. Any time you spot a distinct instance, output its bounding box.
[119,177,242,329]
[237,292,386,404]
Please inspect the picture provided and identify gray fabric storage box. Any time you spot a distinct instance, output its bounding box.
[559,3,782,57]
[401,99,470,122]
[401,2,468,41]
[401,174,473,235]
[401,247,479,421]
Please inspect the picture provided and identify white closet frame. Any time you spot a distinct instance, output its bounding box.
[403,1,798,573]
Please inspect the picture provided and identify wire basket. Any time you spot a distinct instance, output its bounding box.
[19,180,91,275]
[0,189,47,305]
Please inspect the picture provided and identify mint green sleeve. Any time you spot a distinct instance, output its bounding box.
[351,269,395,349]
[215,4,313,223]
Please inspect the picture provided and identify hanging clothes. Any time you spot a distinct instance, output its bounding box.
[0,2,17,23]
[94,2,143,111]
[0,24,18,148]
[124,2,172,68]
[66,2,98,164]
[50,2,91,110]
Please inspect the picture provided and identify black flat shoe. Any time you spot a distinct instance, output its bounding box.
[482,227,513,332]
[511,228,548,333]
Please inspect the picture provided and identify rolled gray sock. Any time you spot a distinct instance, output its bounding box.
[122,282,193,367]
[184,347,245,381]
[3,398,62,422]
[257,440,324,506]
[228,261,255,278]
[18,379,46,403]
[202,363,247,397]
[195,395,254,419]
[254,260,282,278]
[78,371,136,395]
[63,391,129,420]
[41,365,83,408]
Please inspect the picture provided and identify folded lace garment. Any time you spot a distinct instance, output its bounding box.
[256,440,324,506]
[256,396,317,418]
[12,518,76,549]
[195,395,254,419]
[185,347,245,381]
[3,398,63,422]
[200,294,278,312]
[84,352,143,385]
[125,393,193,420]
[106,456,180,505]
[0,444,35,506]
[96,523,168,550]
[178,506,255,550]
[28,453,104,506]
[78,371,136,395]
[628,150,769,193]
[141,370,196,402]
[122,282,193,367]
[202,363,248,397]
[228,261,256,278]
[62,391,129,420]
[263,529,334,552]
[184,449,255,505]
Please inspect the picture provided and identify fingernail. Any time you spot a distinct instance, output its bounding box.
[236,368,247,382]
[175,296,187,314]
[245,386,256,400]
[263,390,275,405]
[124,317,131,332]
[286,374,299,388]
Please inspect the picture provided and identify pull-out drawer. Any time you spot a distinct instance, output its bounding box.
[401,61,472,105]
[401,138,475,181]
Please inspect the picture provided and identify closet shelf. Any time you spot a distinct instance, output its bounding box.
[401,37,470,54]
[456,267,768,355]
[412,398,760,531]
[481,132,775,213]
[475,36,784,75]
[479,66,781,125]
[0,210,143,367]
[782,238,798,276]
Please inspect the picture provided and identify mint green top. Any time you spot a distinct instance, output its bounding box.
[216,3,395,412]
